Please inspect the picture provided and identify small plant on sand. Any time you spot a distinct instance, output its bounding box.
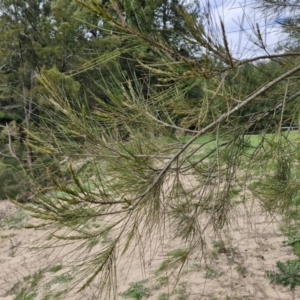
[10,269,46,300]
[0,233,16,239]
[119,280,151,300]
[49,265,63,273]
[3,209,29,229]
[266,259,300,289]
[158,293,169,300]
[205,265,224,279]
[213,240,226,254]
[156,276,169,287]
[44,273,73,290]
[173,282,189,300]
[189,261,201,272]
[14,289,36,300]
[235,264,247,277]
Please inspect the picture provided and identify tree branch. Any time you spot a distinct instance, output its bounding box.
[130,63,300,208]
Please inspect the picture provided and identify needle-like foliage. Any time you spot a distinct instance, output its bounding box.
[14,0,300,298]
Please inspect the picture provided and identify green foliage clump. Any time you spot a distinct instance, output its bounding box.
[156,276,169,287]
[205,265,224,279]
[14,289,37,300]
[158,293,169,300]
[44,274,73,290]
[10,269,46,300]
[3,209,29,229]
[173,282,189,300]
[119,280,151,300]
[48,265,63,273]
[266,260,300,290]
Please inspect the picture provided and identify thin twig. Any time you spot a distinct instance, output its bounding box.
[144,112,200,133]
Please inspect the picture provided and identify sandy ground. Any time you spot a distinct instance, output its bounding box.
[0,198,299,300]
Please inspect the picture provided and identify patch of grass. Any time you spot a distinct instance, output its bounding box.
[30,269,45,289]
[235,265,247,277]
[266,259,300,290]
[119,280,151,300]
[204,265,224,279]
[179,134,213,144]
[213,240,225,251]
[211,250,218,259]
[44,274,73,290]
[275,190,300,290]
[49,265,63,273]
[8,269,46,299]
[3,209,29,229]
[173,282,189,300]
[54,291,64,298]
[0,233,16,239]
[156,276,169,287]
[212,240,234,255]
[158,293,169,300]
[230,189,241,198]
[189,261,201,272]
[14,289,37,300]
[292,242,300,257]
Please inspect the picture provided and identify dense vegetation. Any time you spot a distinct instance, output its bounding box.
[1,0,300,298]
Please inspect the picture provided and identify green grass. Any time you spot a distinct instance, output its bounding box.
[7,265,69,300]
[30,270,45,289]
[246,131,300,146]
[44,274,73,290]
[158,293,170,300]
[189,261,201,272]
[9,269,47,300]
[179,134,215,144]
[48,265,63,273]
[179,131,300,169]
[235,265,247,276]
[2,209,29,229]
[156,276,169,287]
[14,289,37,300]
[266,166,300,290]
[0,233,16,239]
[204,265,224,279]
[266,260,300,290]
[119,280,150,300]
[173,282,189,300]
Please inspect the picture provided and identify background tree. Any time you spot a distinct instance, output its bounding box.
[0,0,102,200]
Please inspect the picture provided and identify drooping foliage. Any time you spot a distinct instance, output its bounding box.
[2,0,300,298]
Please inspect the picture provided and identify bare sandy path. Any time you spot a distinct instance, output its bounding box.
[0,199,299,300]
